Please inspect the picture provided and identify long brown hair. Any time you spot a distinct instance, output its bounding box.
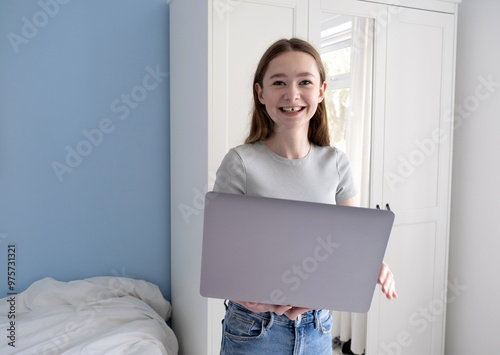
[245,38,330,146]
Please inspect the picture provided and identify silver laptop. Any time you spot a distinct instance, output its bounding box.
[200,192,394,313]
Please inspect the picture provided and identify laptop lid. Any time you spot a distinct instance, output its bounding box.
[200,192,394,313]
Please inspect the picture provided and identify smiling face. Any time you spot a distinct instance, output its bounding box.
[255,51,327,138]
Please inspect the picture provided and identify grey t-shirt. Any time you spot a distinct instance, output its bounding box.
[213,141,358,204]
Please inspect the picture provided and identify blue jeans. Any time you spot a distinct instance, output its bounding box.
[220,301,333,354]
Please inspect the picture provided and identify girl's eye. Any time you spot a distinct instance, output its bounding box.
[300,80,312,85]
[272,81,286,86]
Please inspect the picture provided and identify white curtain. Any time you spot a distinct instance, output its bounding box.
[331,16,373,355]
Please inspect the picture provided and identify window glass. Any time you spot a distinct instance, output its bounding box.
[320,14,374,207]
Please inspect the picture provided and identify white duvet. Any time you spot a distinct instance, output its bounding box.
[0,277,178,354]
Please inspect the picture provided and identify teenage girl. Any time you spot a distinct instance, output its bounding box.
[213,38,397,355]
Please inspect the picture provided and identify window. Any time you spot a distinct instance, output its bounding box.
[320,14,374,207]
[320,14,352,152]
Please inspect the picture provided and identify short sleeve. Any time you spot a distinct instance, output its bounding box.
[213,149,246,195]
[335,149,358,203]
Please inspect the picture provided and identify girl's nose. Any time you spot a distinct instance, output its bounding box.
[284,85,300,100]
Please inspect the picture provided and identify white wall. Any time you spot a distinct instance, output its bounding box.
[446,0,500,353]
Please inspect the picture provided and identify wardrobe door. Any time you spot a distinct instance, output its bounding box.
[369,6,456,355]
[210,0,308,178]
[310,2,388,354]
[209,0,308,353]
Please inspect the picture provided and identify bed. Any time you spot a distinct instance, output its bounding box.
[0,276,178,354]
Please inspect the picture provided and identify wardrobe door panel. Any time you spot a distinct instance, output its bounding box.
[383,9,450,211]
[210,0,308,180]
[373,6,455,355]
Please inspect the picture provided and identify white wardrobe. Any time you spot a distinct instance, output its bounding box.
[170,1,460,354]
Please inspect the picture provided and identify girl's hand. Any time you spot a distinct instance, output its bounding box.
[235,302,313,320]
[235,301,293,316]
[378,262,398,299]
[284,307,314,320]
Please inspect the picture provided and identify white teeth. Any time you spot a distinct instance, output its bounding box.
[281,107,303,112]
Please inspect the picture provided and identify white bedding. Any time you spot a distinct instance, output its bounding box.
[0,277,178,354]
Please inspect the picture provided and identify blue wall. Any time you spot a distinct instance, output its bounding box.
[0,0,171,299]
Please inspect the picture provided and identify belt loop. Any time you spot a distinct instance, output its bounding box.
[313,310,320,329]
[266,312,275,330]
[224,299,228,311]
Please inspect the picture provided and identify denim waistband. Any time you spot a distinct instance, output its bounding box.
[226,301,327,329]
